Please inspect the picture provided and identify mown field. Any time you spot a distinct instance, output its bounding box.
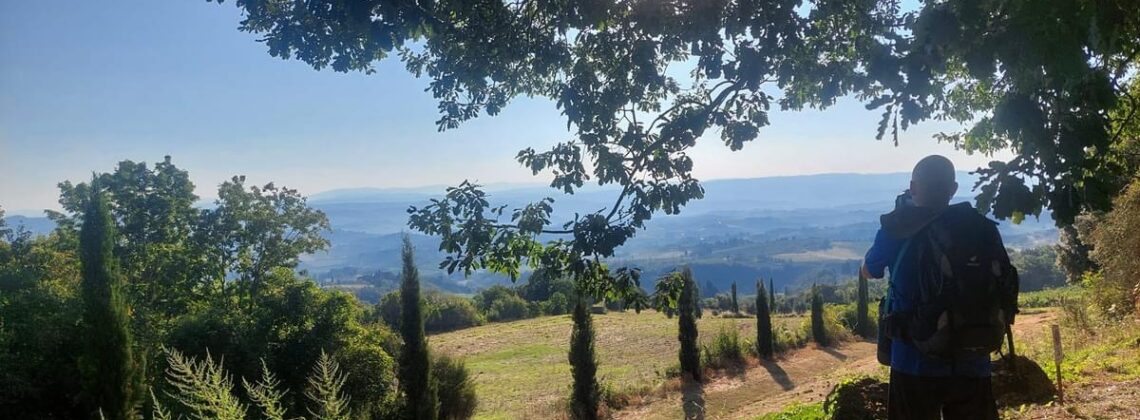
[431,310,804,419]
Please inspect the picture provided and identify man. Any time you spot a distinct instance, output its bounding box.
[862,155,1017,420]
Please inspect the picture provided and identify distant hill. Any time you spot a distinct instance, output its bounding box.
[6,172,1059,296]
[1,215,56,236]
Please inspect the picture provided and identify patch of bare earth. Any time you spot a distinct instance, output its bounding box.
[613,310,1062,420]
[613,341,880,420]
[1004,379,1140,420]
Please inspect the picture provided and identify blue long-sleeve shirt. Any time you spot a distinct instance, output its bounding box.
[865,228,992,377]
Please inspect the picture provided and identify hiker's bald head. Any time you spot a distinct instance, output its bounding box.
[910,155,957,207]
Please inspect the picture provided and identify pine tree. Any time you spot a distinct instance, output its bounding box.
[398,235,439,420]
[678,268,701,382]
[769,278,776,310]
[79,186,143,420]
[755,280,774,359]
[810,284,828,346]
[730,281,739,314]
[856,270,872,338]
[568,298,599,420]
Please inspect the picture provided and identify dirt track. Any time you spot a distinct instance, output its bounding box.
[614,310,1058,419]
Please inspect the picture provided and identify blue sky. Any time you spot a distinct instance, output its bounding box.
[0,0,1010,215]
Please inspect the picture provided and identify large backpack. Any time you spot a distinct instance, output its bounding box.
[893,207,1019,361]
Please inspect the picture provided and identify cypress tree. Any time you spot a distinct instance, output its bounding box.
[810,284,828,346]
[692,278,703,319]
[568,298,599,420]
[856,270,872,338]
[398,235,438,420]
[769,278,776,311]
[755,279,773,359]
[730,281,739,314]
[678,268,701,382]
[79,187,142,419]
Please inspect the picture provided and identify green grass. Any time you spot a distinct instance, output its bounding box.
[753,402,826,420]
[430,310,803,419]
[1018,286,1084,309]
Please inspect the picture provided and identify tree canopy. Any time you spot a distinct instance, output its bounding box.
[211,0,1140,299]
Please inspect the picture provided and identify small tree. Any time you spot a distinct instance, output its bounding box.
[810,284,828,346]
[398,235,439,420]
[678,268,701,382]
[730,281,739,314]
[755,280,774,359]
[856,271,872,338]
[79,186,143,420]
[568,298,599,420]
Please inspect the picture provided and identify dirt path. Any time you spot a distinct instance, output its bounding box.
[614,310,1058,419]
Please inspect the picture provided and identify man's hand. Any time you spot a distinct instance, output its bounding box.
[860,263,878,280]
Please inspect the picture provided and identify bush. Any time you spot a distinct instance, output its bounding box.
[822,376,888,420]
[547,292,570,315]
[426,296,485,333]
[473,286,533,322]
[433,354,477,420]
[487,294,530,322]
[802,304,852,347]
[837,303,877,338]
[1088,177,1140,318]
[774,324,809,353]
[1083,270,1136,320]
[702,325,746,370]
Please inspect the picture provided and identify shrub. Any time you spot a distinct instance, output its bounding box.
[547,292,570,315]
[822,376,887,420]
[702,325,745,370]
[433,354,477,420]
[774,324,809,353]
[426,295,485,333]
[1083,270,1136,320]
[487,293,530,322]
[1088,178,1140,318]
[802,303,852,347]
[838,302,878,338]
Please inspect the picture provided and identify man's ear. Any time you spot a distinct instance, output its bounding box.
[951,181,959,197]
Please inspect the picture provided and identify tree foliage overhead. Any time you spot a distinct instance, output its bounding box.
[211,0,1140,298]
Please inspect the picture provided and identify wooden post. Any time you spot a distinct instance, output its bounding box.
[1051,324,1064,404]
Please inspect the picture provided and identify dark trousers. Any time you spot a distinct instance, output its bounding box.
[888,370,998,420]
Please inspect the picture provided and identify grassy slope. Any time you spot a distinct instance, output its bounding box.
[430,310,803,419]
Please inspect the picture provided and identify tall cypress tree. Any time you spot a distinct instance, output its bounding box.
[769,278,776,310]
[568,298,600,420]
[810,284,828,346]
[398,235,438,420]
[856,270,872,338]
[730,281,739,314]
[755,279,773,359]
[79,186,142,420]
[678,268,701,382]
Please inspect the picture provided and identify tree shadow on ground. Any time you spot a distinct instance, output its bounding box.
[822,346,849,361]
[760,359,795,391]
[682,379,706,420]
